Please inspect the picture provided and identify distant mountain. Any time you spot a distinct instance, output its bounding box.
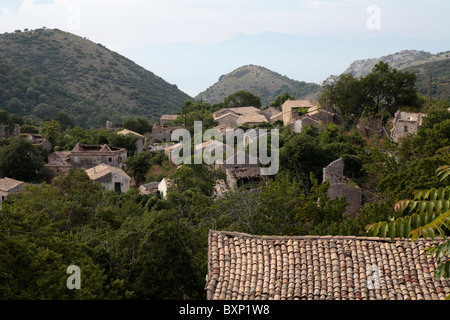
[0,28,192,126]
[195,64,321,106]
[343,50,450,100]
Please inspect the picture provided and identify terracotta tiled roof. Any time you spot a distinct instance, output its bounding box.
[205,230,450,300]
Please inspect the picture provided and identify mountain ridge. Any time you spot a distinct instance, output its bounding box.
[342,49,450,100]
[0,28,192,125]
[195,64,321,106]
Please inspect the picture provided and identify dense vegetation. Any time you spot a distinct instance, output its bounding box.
[0,28,192,125]
[0,60,449,300]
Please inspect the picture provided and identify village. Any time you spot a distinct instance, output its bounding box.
[1,95,449,302]
[0,98,428,216]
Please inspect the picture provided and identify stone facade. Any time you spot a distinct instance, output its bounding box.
[117,129,145,153]
[70,143,127,170]
[27,134,52,152]
[0,177,25,209]
[390,110,426,142]
[292,115,322,133]
[85,164,131,193]
[282,100,318,126]
[0,124,20,137]
[152,124,183,143]
[160,114,179,126]
[323,158,362,217]
[45,151,72,181]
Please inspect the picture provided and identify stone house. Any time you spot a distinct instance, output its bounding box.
[261,107,282,123]
[117,128,145,153]
[390,110,427,142]
[85,163,131,193]
[213,112,240,127]
[221,150,262,190]
[71,143,127,170]
[0,177,25,209]
[205,230,450,300]
[159,114,179,126]
[139,181,160,195]
[27,134,52,152]
[292,114,323,134]
[235,113,269,127]
[322,158,362,217]
[282,99,318,126]
[152,124,184,143]
[0,123,20,138]
[163,143,182,162]
[213,106,268,128]
[45,151,72,181]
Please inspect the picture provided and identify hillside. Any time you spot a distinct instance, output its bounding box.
[0,28,192,126]
[195,65,321,106]
[343,50,450,101]
[0,57,108,128]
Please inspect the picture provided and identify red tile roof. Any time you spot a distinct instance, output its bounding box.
[205,230,450,300]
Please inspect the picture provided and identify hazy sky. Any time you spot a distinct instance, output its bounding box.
[1,0,449,96]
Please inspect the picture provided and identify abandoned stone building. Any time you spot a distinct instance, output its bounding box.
[0,123,20,138]
[282,99,318,127]
[213,106,269,128]
[0,177,25,209]
[159,114,179,126]
[85,163,131,193]
[45,151,72,181]
[323,158,362,217]
[70,143,127,170]
[390,110,427,142]
[27,134,52,152]
[152,124,184,143]
[117,128,146,153]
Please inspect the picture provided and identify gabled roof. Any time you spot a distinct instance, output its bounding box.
[160,114,179,121]
[205,230,450,300]
[282,99,318,110]
[0,177,25,192]
[85,164,130,181]
[117,129,144,138]
[72,143,125,153]
[213,107,262,120]
[237,113,268,124]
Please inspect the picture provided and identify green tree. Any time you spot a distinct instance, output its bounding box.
[0,138,45,182]
[41,119,62,146]
[223,90,262,108]
[270,92,295,108]
[124,151,152,183]
[123,117,152,134]
[320,62,421,128]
